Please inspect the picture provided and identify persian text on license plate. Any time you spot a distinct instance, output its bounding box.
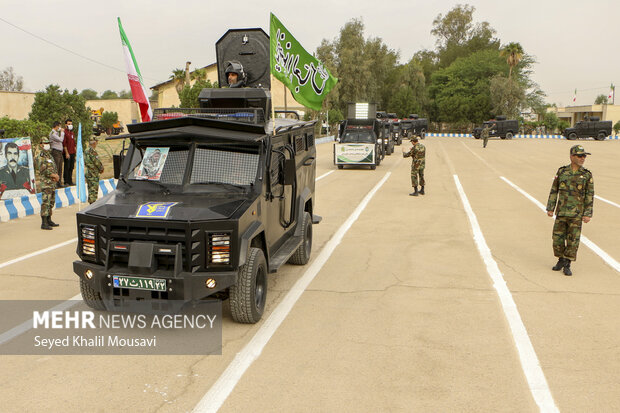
[112,275,167,292]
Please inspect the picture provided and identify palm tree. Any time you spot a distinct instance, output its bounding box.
[184,61,192,87]
[170,68,185,94]
[500,42,524,79]
[191,68,207,82]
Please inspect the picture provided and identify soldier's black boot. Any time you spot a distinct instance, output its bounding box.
[419,186,425,195]
[41,216,52,230]
[552,257,565,271]
[563,260,572,276]
[47,216,59,227]
[410,187,419,196]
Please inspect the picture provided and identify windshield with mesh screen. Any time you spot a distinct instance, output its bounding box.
[191,147,259,186]
[341,130,375,144]
[128,146,188,185]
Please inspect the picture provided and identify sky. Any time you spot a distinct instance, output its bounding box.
[1,0,618,107]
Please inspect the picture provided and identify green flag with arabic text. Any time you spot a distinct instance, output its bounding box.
[270,13,338,111]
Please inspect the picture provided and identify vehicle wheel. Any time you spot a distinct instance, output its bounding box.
[421,130,426,139]
[370,164,376,170]
[506,132,514,139]
[230,247,267,324]
[80,278,106,310]
[474,136,480,139]
[397,138,402,145]
[596,132,607,140]
[568,132,577,140]
[337,164,343,169]
[288,212,312,265]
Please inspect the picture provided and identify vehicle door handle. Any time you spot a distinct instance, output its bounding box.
[303,157,315,166]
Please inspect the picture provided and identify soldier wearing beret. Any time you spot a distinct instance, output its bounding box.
[546,145,594,276]
[36,136,60,230]
[403,135,426,196]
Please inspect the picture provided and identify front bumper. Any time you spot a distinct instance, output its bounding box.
[74,260,237,311]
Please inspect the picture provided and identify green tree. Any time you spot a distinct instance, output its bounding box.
[594,94,608,105]
[170,68,186,94]
[118,90,132,99]
[558,119,570,133]
[80,89,98,100]
[101,90,119,99]
[387,60,426,117]
[500,42,524,79]
[179,79,215,108]
[0,67,24,91]
[28,85,93,138]
[489,75,525,119]
[191,68,207,82]
[542,112,560,133]
[0,117,49,147]
[100,111,119,134]
[613,120,620,135]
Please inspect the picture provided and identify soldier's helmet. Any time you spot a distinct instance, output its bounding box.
[410,136,419,142]
[224,61,247,88]
[40,136,50,144]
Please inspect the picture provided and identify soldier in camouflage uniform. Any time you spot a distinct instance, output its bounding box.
[37,136,60,230]
[546,145,594,276]
[482,124,491,148]
[403,136,426,196]
[85,137,104,204]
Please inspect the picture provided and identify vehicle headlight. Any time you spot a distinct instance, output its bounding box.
[208,233,230,265]
[80,224,97,259]
[377,139,382,144]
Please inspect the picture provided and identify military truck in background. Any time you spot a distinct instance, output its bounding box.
[408,114,428,139]
[563,117,611,140]
[73,28,321,324]
[472,116,519,139]
[335,103,384,169]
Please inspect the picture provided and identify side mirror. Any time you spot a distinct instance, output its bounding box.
[283,159,296,185]
[113,153,124,180]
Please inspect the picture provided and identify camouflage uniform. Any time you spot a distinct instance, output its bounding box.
[37,142,57,218]
[482,125,490,148]
[404,141,426,188]
[84,144,103,204]
[546,158,594,262]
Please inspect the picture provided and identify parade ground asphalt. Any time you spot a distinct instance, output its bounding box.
[0,136,619,412]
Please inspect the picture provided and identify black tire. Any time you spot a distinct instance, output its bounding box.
[80,278,106,310]
[370,164,376,170]
[568,132,577,140]
[337,164,343,169]
[288,212,312,265]
[420,129,426,139]
[596,132,607,140]
[474,135,480,139]
[397,138,402,145]
[230,247,267,324]
[505,131,514,139]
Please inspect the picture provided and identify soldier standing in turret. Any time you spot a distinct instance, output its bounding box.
[84,137,104,204]
[403,136,426,196]
[37,136,60,230]
[546,145,594,276]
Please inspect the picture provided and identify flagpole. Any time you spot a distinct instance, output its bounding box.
[270,74,276,136]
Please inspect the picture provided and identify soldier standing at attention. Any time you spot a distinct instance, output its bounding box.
[546,145,594,276]
[37,136,60,230]
[403,135,426,196]
[85,137,104,204]
[482,124,491,148]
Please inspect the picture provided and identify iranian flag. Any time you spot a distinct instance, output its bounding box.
[572,89,577,103]
[118,18,152,122]
[608,83,615,100]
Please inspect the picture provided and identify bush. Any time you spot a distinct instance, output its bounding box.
[101,111,119,132]
[614,121,620,136]
[0,116,50,146]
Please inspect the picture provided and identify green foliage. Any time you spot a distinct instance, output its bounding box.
[80,89,98,100]
[558,119,569,133]
[118,90,133,99]
[613,120,620,135]
[500,42,524,78]
[100,111,119,129]
[0,117,49,146]
[101,90,119,99]
[327,108,343,125]
[428,49,507,123]
[0,67,24,91]
[387,61,426,117]
[178,79,215,108]
[594,94,608,105]
[489,75,525,119]
[28,84,93,139]
[170,68,186,94]
[542,112,560,132]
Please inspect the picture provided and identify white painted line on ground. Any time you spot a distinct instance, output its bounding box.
[453,174,559,413]
[595,195,620,209]
[0,238,78,270]
[316,170,334,181]
[193,172,392,413]
[0,295,82,346]
[500,177,620,273]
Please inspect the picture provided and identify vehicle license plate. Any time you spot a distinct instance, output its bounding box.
[112,275,167,291]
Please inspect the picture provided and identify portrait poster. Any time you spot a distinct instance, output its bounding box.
[135,147,169,181]
[0,137,37,199]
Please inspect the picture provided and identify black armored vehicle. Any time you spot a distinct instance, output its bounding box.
[73,28,320,324]
[408,114,428,139]
[335,103,384,169]
[473,116,519,139]
[563,117,611,140]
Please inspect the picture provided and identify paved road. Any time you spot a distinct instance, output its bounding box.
[0,137,618,412]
